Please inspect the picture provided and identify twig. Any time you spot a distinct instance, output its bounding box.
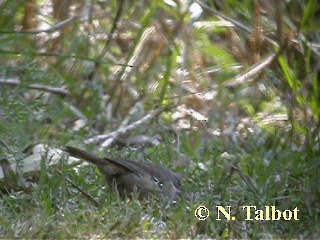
[89,0,125,80]
[56,168,101,207]
[224,53,277,87]
[230,163,258,193]
[85,109,162,148]
[275,0,284,47]
[118,101,144,128]
[195,0,278,47]
[0,139,11,153]
[64,102,88,122]
[98,0,125,61]
[0,78,69,97]
[0,49,132,67]
[0,16,78,34]
[162,53,276,98]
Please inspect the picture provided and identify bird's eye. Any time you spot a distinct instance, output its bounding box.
[152,176,159,183]
[152,176,164,189]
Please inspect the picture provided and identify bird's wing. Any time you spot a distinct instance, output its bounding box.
[64,146,144,176]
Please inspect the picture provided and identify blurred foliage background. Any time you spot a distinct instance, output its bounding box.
[0,0,319,238]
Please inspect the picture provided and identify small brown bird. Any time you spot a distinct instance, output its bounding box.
[64,146,181,200]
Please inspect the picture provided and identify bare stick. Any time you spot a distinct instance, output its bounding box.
[224,53,277,87]
[0,78,69,97]
[0,16,78,34]
[85,109,162,148]
[195,0,278,47]
[56,168,101,207]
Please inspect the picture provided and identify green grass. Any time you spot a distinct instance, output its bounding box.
[0,130,319,238]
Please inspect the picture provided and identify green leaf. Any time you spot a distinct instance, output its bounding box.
[301,0,318,28]
[278,55,300,90]
[202,44,236,69]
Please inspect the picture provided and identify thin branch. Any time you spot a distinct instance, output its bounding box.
[162,53,276,98]
[0,139,11,153]
[56,169,101,207]
[275,0,284,47]
[64,102,88,122]
[98,0,125,61]
[224,53,277,87]
[195,0,278,47]
[85,109,162,148]
[0,49,133,67]
[0,16,78,34]
[0,78,69,97]
[118,101,144,128]
[88,0,125,80]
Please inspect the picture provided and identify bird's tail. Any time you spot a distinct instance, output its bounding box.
[64,146,106,165]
